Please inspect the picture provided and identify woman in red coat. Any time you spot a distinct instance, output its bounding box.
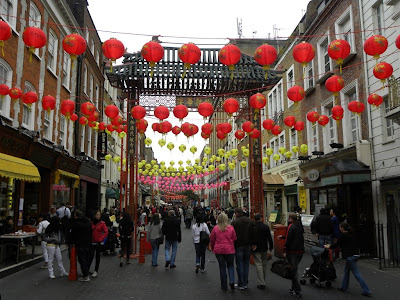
[89,210,108,278]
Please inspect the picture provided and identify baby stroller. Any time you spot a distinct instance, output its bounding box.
[101,227,117,256]
[300,246,337,287]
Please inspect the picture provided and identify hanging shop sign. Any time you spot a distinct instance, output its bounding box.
[299,186,306,210]
[307,169,319,182]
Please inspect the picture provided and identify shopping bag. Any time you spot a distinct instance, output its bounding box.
[270,259,296,279]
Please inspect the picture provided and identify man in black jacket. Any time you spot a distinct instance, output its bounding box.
[232,207,257,290]
[162,210,181,269]
[315,208,333,247]
[282,212,305,298]
[69,210,92,282]
[252,213,273,289]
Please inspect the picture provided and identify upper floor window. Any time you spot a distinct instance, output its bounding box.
[96,50,100,66]
[341,80,361,146]
[335,6,355,52]
[59,115,66,147]
[89,74,94,101]
[83,65,88,95]
[322,98,337,153]
[85,27,89,42]
[90,38,95,55]
[0,58,13,118]
[286,65,295,108]
[62,51,71,90]
[1,0,17,29]
[373,1,384,35]
[95,83,99,108]
[29,2,41,27]
[43,110,51,140]
[383,96,395,140]
[304,59,315,91]
[307,109,319,152]
[22,82,36,129]
[317,34,331,76]
[47,30,58,72]
[268,79,283,122]
[290,128,298,152]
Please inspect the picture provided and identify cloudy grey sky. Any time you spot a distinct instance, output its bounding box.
[88,0,311,164]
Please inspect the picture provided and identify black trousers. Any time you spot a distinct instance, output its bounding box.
[286,253,304,292]
[76,247,90,277]
[120,237,132,259]
[89,243,101,272]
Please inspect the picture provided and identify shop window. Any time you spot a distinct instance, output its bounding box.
[0,0,17,30]
[0,179,15,219]
[24,182,40,218]
[0,58,13,118]
[53,179,71,208]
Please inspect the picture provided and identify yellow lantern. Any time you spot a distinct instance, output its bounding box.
[241,146,246,152]
[161,172,165,176]
[138,162,143,168]
[218,148,225,156]
[148,171,153,176]
[170,161,175,166]
[219,163,226,171]
[195,158,200,164]
[216,157,221,162]
[300,144,308,154]
[202,157,208,162]
[182,172,186,176]
[190,146,197,154]
[113,156,121,163]
[186,159,192,165]
[118,132,126,138]
[176,172,181,176]
[118,167,121,171]
[266,148,273,156]
[231,148,238,156]
[201,161,206,166]
[226,151,232,157]
[178,160,183,166]
[171,173,175,177]
[292,146,299,153]
[279,147,286,154]
[141,160,146,164]
[208,165,215,171]
[104,154,112,161]
[179,144,186,152]
[158,139,166,147]
[209,158,214,163]
[166,173,170,177]
[160,161,165,166]
[122,158,126,165]
[243,149,250,157]
[285,151,293,159]
[229,162,236,170]
[144,138,152,146]
[240,160,247,168]
[262,156,270,164]
[145,163,152,170]
[151,160,156,165]
[212,155,217,160]
[143,170,148,175]
[178,166,184,172]
[273,154,280,161]
[167,142,175,151]
[204,147,212,155]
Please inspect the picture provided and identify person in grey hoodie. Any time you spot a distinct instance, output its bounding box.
[148,213,163,266]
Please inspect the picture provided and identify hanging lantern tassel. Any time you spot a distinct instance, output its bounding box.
[182,63,191,79]
[0,41,4,57]
[150,61,156,77]
[229,65,234,80]
[263,65,269,80]
[28,46,35,62]
[337,58,343,73]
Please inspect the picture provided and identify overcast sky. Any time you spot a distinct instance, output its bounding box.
[88,0,311,165]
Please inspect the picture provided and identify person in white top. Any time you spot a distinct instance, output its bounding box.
[36,214,50,269]
[192,215,210,273]
[57,203,71,219]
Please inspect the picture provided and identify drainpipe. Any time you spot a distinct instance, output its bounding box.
[74,55,83,204]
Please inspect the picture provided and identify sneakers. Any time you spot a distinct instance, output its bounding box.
[61,272,69,277]
[78,276,90,282]
[195,265,200,273]
[257,285,266,289]
[291,291,302,298]
[170,265,176,269]
[165,261,170,269]
[238,286,246,290]
[41,263,48,269]
[200,268,206,273]
[49,274,55,279]
[361,292,372,297]
[126,261,131,265]
[91,271,98,278]
[229,283,235,291]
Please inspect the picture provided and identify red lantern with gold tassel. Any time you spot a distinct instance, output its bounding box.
[70,113,78,122]
[367,94,383,108]
[223,98,239,117]
[178,43,201,78]
[293,121,305,132]
[254,44,277,79]
[373,62,393,86]
[284,116,296,127]
[0,84,10,99]
[81,101,96,116]
[242,121,254,133]
[396,34,400,50]
[307,111,320,124]
[201,132,210,140]
[287,86,305,104]
[62,33,87,67]
[249,93,267,115]
[42,95,56,113]
[79,116,88,126]
[235,130,245,140]
[318,115,329,126]
[216,130,227,140]
[98,122,106,131]
[325,75,345,103]
[102,38,125,71]
[131,105,146,120]
[141,40,164,77]
[328,39,350,73]
[364,35,388,60]
[219,44,241,80]
[135,118,148,135]
[198,102,214,120]
[293,41,315,68]
[249,129,261,139]
[262,119,275,130]
[173,104,189,121]
[348,101,365,115]
[9,87,22,101]
[271,125,282,136]
[60,99,75,119]
[22,91,38,108]
[0,20,11,57]
[154,105,170,121]
[332,105,344,122]
[105,105,119,119]
[201,123,213,135]
[22,27,47,62]
[172,125,181,136]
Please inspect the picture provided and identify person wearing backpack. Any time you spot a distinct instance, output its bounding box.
[192,215,210,273]
[36,213,50,269]
[45,216,68,279]
[89,210,108,278]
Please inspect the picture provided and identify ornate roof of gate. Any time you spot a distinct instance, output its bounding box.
[107,46,283,98]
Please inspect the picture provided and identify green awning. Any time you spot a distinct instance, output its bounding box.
[114,188,120,199]
[106,187,116,199]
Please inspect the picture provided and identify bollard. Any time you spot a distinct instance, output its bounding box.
[68,245,77,281]
[139,231,146,264]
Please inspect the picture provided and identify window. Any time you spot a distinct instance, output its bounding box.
[335,6,355,52]
[290,128,298,152]
[1,0,17,29]
[304,59,315,90]
[384,96,395,139]
[47,30,58,72]
[268,79,283,122]
[59,115,66,147]
[81,127,85,153]
[29,2,41,56]
[341,81,361,146]
[85,27,89,42]
[317,35,331,76]
[307,109,319,152]
[270,138,278,168]
[83,65,88,95]
[22,82,36,129]
[322,99,338,153]
[374,1,384,35]
[0,59,13,118]
[95,84,99,108]
[91,39,95,55]
[62,51,71,89]
[96,50,100,66]
[87,128,92,157]
[43,110,50,139]
[89,74,94,101]
[286,65,295,90]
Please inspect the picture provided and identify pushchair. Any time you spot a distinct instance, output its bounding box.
[101,227,117,256]
[300,246,337,287]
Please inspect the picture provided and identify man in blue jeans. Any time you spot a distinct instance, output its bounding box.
[162,210,181,268]
[232,207,256,290]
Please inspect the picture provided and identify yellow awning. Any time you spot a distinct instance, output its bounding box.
[55,169,80,188]
[0,153,41,182]
[263,174,284,185]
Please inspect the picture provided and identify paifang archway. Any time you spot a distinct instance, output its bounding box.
[108,45,283,233]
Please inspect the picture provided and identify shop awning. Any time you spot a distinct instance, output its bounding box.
[55,169,80,188]
[0,153,41,182]
[106,187,116,199]
[263,174,284,185]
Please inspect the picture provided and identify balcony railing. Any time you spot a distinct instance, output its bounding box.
[387,76,400,125]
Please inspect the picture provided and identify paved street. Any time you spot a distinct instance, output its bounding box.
[0,223,398,300]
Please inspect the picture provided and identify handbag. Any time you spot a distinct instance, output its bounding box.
[200,231,210,245]
[155,236,164,245]
[270,258,296,279]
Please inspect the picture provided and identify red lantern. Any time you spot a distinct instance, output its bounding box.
[201,123,214,135]
[70,113,78,122]
[60,99,75,119]
[287,86,305,103]
[115,125,124,133]
[307,111,320,124]
[373,62,393,85]
[42,95,56,113]
[9,87,22,101]
[242,121,254,133]
[0,20,11,57]
[219,122,232,134]
[293,42,315,68]
[249,93,267,114]
[192,124,199,135]
[332,105,344,121]
[62,33,87,63]
[262,119,275,130]
[178,43,201,77]
[235,130,245,140]
[328,39,351,73]
[154,105,169,121]
[284,116,296,127]
[216,130,227,140]
[325,75,345,96]
[102,38,125,70]
[141,40,164,76]
[131,105,146,120]
[271,125,282,136]
[201,132,210,140]
[79,116,88,125]
[348,101,365,115]
[249,129,261,139]
[22,27,47,62]
[105,105,119,119]
[98,122,106,131]
[367,94,383,107]
[218,44,241,79]
[173,104,188,121]
[81,101,96,116]
[364,35,388,60]
[223,98,239,116]
[88,111,99,122]
[22,91,38,107]
[160,121,172,134]
[396,34,400,50]
[254,44,277,78]
[198,102,214,119]
[172,126,181,136]
[293,121,305,131]
[181,122,191,135]
[318,115,329,126]
[0,84,9,98]
[106,124,115,132]
[152,123,161,133]
[135,118,148,134]
[111,116,123,126]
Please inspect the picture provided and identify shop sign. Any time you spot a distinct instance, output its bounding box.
[284,184,298,195]
[343,174,371,183]
[299,186,306,209]
[0,136,28,156]
[97,132,107,159]
[269,210,278,222]
[307,169,319,181]
[280,166,299,180]
[321,175,340,186]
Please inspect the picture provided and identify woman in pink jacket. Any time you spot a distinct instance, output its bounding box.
[210,213,237,291]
